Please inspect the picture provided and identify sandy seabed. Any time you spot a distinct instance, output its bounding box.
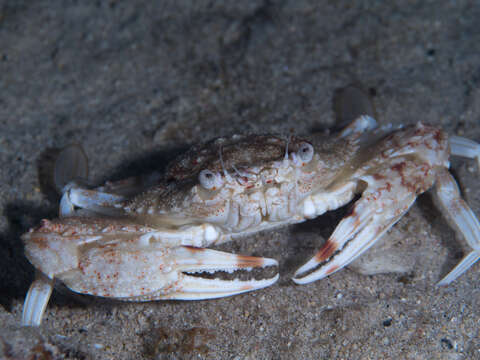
[0,1,479,359]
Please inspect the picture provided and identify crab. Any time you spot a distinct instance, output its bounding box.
[21,88,480,326]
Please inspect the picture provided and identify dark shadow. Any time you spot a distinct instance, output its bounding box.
[37,147,64,204]
[0,201,56,311]
[97,145,188,186]
[278,198,357,286]
[332,84,377,128]
[310,84,378,134]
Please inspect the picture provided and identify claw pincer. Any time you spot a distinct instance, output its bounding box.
[22,217,277,326]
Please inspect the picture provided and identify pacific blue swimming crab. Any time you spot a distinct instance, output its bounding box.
[21,88,480,326]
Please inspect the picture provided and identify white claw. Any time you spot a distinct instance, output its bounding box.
[162,273,279,300]
[60,187,126,217]
[172,246,278,272]
[293,162,418,285]
[161,247,279,300]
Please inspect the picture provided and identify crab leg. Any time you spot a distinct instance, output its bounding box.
[53,144,137,217]
[449,135,480,168]
[434,169,480,285]
[21,271,54,326]
[339,115,377,139]
[60,188,126,217]
[54,144,160,217]
[293,159,427,284]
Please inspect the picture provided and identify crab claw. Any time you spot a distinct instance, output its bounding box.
[21,217,279,326]
[104,244,280,302]
[152,246,279,300]
[293,159,426,285]
[63,243,279,302]
[21,245,278,326]
[292,200,407,284]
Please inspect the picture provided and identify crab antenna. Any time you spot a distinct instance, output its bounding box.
[218,146,232,182]
[231,164,248,185]
[284,134,291,161]
[231,164,242,176]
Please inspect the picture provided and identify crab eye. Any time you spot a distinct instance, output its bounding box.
[199,169,222,190]
[297,142,314,164]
